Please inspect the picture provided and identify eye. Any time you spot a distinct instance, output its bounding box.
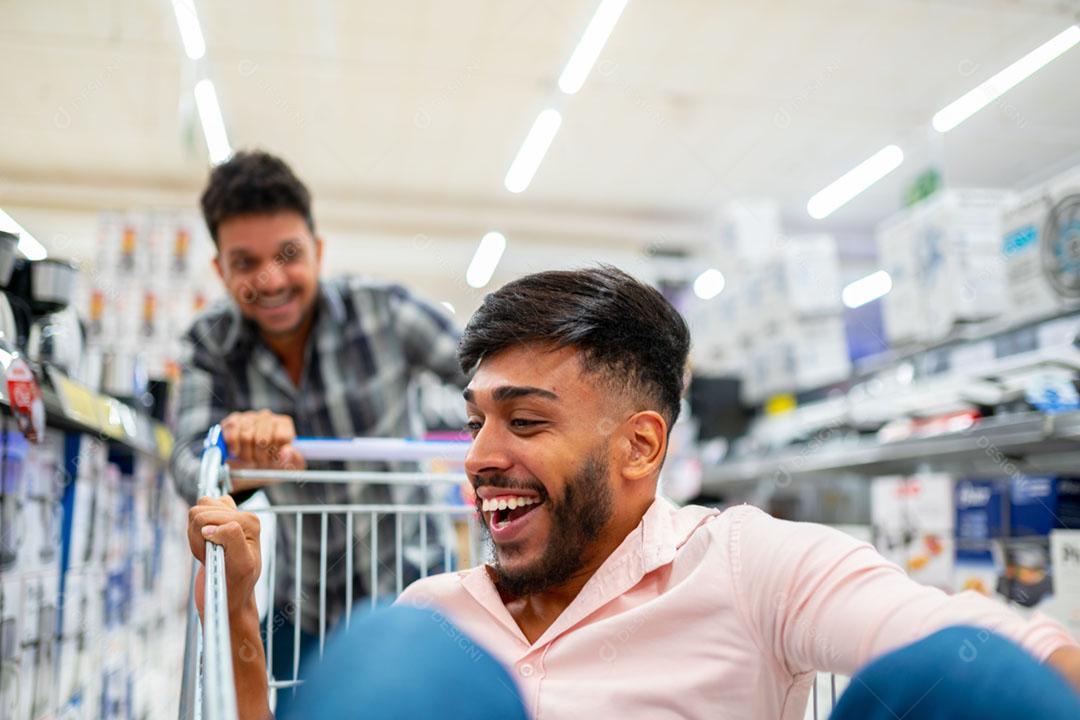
[464,420,483,436]
[510,419,543,430]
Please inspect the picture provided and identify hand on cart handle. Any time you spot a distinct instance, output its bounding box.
[221,409,307,491]
[187,495,263,619]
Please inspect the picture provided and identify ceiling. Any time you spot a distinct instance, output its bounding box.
[3,0,1080,267]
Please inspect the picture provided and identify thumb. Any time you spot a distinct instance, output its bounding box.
[203,520,249,558]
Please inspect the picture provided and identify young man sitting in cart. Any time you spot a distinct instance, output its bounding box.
[189,265,1080,719]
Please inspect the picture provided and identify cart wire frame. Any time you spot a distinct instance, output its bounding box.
[178,427,842,719]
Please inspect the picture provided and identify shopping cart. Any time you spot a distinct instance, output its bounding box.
[178,426,843,720]
[177,426,476,720]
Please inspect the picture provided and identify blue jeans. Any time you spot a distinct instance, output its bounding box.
[282,605,527,720]
[278,614,1078,719]
[832,625,1080,719]
[265,608,318,719]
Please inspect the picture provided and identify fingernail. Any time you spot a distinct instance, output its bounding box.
[202,526,218,537]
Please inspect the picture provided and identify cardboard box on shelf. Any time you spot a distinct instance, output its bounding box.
[872,474,955,590]
[1001,165,1080,324]
[790,315,851,391]
[1046,529,1080,638]
[778,234,843,317]
[877,189,1012,346]
[712,199,783,267]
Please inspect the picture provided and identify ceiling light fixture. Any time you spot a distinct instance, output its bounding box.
[194,79,232,165]
[807,145,904,220]
[466,232,507,289]
[932,25,1080,133]
[558,0,629,94]
[842,270,893,308]
[170,0,207,60]
[693,268,726,300]
[504,109,562,194]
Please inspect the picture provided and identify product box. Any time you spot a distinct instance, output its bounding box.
[1045,530,1080,638]
[1000,165,1080,324]
[872,474,955,590]
[1056,477,1080,530]
[0,577,24,720]
[953,477,1063,609]
[686,289,746,377]
[1010,476,1058,536]
[0,431,30,575]
[778,234,843,317]
[954,479,1006,597]
[877,189,1011,346]
[713,199,783,267]
[790,315,851,391]
[27,572,61,719]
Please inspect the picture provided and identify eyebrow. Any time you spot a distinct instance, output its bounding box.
[462,386,560,403]
[226,239,303,259]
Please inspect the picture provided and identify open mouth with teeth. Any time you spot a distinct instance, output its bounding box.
[255,289,299,308]
[481,495,542,531]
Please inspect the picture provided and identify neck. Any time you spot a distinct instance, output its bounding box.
[260,309,315,384]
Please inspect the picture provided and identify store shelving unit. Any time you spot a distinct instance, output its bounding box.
[704,309,1080,490]
[704,410,1080,488]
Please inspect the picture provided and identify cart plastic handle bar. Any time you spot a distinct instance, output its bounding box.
[205,424,470,463]
[293,436,469,462]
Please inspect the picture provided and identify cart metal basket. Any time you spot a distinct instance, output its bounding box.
[178,426,843,719]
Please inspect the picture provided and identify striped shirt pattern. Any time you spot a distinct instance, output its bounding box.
[170,276,466,633]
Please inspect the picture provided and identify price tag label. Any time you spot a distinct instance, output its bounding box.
[48,368,100,430]
[154,422,174,460]
[7,358,45,442]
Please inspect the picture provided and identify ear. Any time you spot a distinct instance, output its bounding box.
[620,411,667,484]
[213,255,224,282]
[314,236,325,266]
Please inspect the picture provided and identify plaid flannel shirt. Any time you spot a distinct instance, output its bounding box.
[170,276,466,633]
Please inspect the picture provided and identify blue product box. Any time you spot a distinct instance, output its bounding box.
[955,479,1006,541]
[1009,476,1057,536]
[1056,478,1080,530]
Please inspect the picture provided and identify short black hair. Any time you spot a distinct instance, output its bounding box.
[200,150,315,244]
[459,265,691,429]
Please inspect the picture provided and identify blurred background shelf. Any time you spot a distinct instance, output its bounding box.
[704,411,1080,488]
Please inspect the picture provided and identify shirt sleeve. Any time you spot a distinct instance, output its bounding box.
[387,285,468,386]
[727,504,1078,677]
[169,329,233,505]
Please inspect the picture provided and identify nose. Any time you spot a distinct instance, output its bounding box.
[254,258,288,291]
[464,422,514,479]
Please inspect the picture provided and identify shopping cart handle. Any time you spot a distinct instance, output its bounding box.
[293,436,470,462]
[202,424,228,458]
[202,425,469,463]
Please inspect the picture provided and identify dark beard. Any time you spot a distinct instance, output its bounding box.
[476,451,613,598]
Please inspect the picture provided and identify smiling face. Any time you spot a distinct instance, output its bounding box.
[213,211,323,339]
[464,344,667,598]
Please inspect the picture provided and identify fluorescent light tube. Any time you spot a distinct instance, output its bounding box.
[0,209,49,260]
[558,0,629,94]
[171,0,207,60]
[693,269,726,300]
[842,270,893,308]
[504,109,562,194]
[807,145,904,220]
[466,232,507,289]
[194,79,232,165]
[933,25,1080,133]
